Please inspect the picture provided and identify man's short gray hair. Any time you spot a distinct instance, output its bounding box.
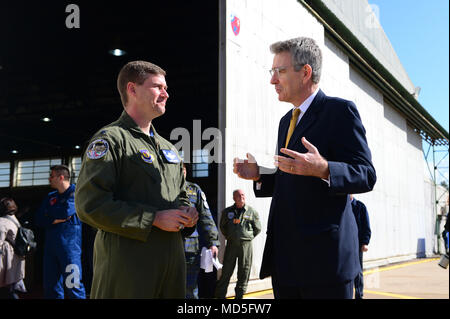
[270,37,322,83]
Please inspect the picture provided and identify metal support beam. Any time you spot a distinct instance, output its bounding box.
[423,140,449,254]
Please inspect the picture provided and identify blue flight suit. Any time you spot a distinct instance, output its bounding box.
[35,184,86,299]
[183,181,219,299]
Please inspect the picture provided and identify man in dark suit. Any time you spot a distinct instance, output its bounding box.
[233,37,376,299]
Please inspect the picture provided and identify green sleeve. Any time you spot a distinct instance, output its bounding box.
[219,209,228,239]
[75,137,158,242]
[252,209,262,238]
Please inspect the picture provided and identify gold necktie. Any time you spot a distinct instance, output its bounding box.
[285,108,301,148]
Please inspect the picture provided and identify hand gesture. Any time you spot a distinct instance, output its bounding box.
[233,153,260,181]
[274,137,329,179]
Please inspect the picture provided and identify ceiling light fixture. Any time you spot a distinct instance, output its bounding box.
[41,117,52,122]
[108,48,127,57]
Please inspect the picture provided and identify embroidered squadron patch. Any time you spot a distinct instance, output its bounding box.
[228,212,235,219]
[186,185,197,196]
[139,149,154,163]
[87,139,109,160]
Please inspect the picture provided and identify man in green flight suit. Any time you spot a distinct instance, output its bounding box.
[182,164,220,299]
[75,61,198,299]
[215,189,261,299]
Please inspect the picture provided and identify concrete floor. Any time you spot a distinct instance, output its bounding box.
[241,257,449,299]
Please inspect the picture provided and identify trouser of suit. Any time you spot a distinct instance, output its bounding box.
[185,251,201,299]
[215,239,252,299]
[198,267,217,298]
[271,273,354,299]
[354,249,364,299]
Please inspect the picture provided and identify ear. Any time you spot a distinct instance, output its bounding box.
[303,64,313,83]
[126,82,137,99]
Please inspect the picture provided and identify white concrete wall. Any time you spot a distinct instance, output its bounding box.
[220,0,439,296]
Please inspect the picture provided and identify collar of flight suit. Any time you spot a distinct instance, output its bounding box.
[118,110,158,138]
[233,204,249,213]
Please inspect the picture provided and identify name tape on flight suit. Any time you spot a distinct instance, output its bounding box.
[162,149,180,163]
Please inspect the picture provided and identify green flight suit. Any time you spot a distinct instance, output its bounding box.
[215,204,261,299]
[75,110,191,299]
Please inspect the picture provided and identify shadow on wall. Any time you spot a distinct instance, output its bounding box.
[416,238,426,258]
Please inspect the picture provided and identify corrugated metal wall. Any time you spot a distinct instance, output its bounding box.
[219,0,441,295]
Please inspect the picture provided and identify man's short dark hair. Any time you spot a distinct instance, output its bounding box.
[117,60,166,107]
[51,165,71,181]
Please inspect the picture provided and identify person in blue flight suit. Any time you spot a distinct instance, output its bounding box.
[182,164,220,299]
[35,165,86,299]
[350,194,371,299]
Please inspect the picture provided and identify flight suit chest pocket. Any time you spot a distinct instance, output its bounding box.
[159,149,182,182]
[129,149,162,183]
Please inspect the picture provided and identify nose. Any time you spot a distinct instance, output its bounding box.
[161,88,169,99]
[270,73,278,84]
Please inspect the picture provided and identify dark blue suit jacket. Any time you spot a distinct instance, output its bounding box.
[351,198,371,246]
[254,89,376,287]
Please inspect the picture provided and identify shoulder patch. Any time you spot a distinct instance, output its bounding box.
[87,139,109,160]
[139,149,154,163]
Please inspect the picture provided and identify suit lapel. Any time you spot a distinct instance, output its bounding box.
[286,89,326,150]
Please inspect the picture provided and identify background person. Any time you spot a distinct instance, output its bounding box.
[0,197,27,299]
[215,189,261,299]
[35,165,86,299]
[182,164,220,299]
[350,194,371,299]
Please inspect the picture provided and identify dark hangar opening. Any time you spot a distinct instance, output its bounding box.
[0,1,219,297]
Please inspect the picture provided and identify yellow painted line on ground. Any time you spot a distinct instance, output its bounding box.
[363,258,439,275]
[364,290,422,299]
[226,289,274,299]
[243,289,274,298]
[229,258,439,299]
[362,258,439,299]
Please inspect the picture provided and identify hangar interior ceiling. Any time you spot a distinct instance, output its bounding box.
[0,2,219,161]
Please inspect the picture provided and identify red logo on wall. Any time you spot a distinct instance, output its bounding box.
[231,15,240,36]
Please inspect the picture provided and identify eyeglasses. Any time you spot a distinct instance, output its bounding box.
[269,64,305,77]
[269,66,289,77]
